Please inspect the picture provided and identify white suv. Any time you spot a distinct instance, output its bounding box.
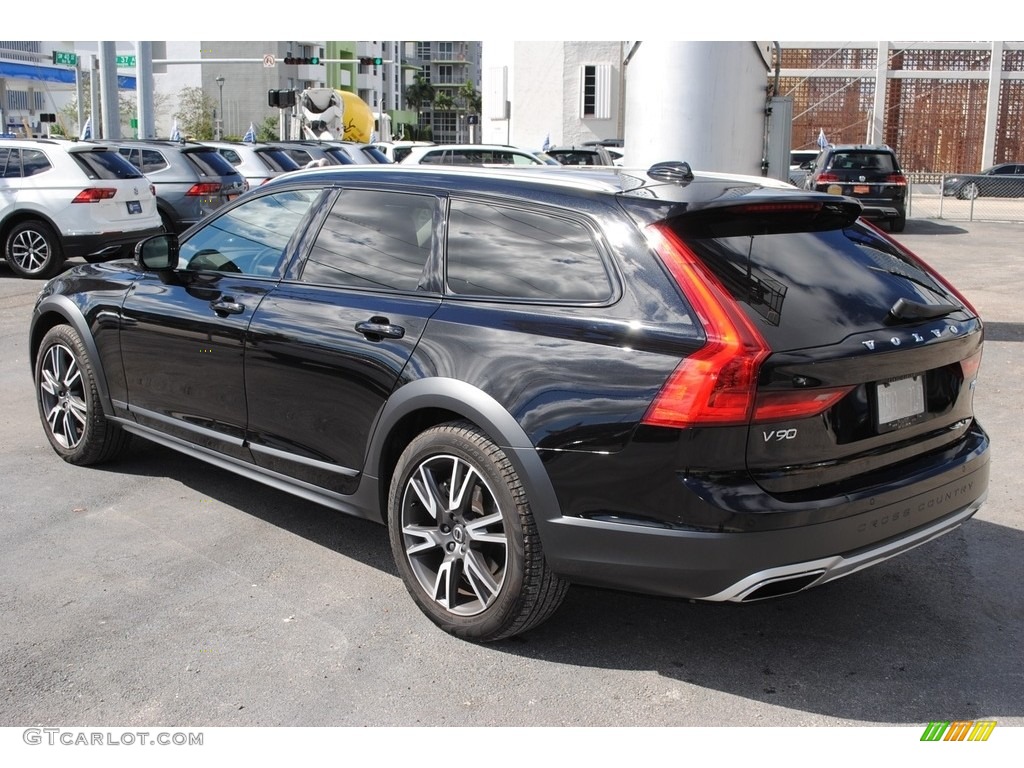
[1,138,161,279]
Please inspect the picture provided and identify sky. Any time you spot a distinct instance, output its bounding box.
[2,1,1013,44]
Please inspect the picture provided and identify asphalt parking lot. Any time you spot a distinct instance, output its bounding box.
[0,216,1021,736]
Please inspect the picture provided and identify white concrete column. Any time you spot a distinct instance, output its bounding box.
[623,41,770,174]
[981,41,1004,170]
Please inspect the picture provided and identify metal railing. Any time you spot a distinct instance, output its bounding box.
[906,171,1024,223]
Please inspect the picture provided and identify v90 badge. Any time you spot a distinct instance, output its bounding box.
[763,428,798,442]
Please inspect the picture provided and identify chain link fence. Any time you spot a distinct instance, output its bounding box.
[907,171,1024,223]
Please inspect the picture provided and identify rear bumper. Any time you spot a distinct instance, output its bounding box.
[535,425,989,601]
[63,226,163,260]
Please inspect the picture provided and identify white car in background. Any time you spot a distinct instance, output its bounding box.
[1,137,161,279]
[400,144,553,166]
[200,140,302,187]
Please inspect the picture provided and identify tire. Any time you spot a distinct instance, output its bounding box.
[35,324,131,466]
[958,182,980,201]
[387,421,568,642]
[4,220,64,279]
[159,209,176,234]
[889,213,906,233]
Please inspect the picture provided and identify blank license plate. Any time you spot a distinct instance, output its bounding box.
[853,185,870,194]
[126,200,142,214]
[876,375,925,430]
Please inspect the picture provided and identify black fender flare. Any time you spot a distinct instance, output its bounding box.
[363,377,563,529]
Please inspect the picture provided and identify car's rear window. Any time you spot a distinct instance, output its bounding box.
[258,149,302,172]
[183,148,241,177]
[826,151,897,173]
[72,149,144,180]
[673,219,964,351]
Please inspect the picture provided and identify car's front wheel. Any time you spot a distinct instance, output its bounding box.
[387,421,568,641]
[4,220,64,279]
[35,324,131,465]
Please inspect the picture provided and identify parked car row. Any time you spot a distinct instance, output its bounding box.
[1,137,163,279]
[1,136,396,279]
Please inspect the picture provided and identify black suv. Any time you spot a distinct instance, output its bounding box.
[29,163,989,641]
[804,144,908,231]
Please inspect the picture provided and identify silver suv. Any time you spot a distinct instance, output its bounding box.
[1,138,161,279]
[107,140,247,234]
[200,141,302,188]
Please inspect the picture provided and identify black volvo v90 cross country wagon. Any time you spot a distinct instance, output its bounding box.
[29,162,990,641]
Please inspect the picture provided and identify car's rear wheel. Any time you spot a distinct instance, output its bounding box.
[5,220,64,279]
[958,182,980,200]
[35,324,131,465]
[890,212,906,233]
[387,421,568,641]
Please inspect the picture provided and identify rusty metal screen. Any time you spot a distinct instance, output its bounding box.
[781,45,1022,174]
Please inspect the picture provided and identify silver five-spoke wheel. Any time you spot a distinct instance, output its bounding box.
[388,421,567,642]
[400,454,509,616]
[34,325,131,465]
[39,342,88,450]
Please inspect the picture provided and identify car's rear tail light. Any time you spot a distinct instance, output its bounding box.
[150,183,157,198]
[642,223,770,427]
[960,348,983,382]
[71,188,117,203]
[186,182,222,196]
[886,173,908,186]
[815,172,840,184]
[753,387,854,423]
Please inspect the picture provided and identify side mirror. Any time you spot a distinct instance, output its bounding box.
[135,233,179,271]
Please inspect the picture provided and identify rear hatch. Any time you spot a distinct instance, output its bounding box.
[181,147,247,203]
[813,148,905,207]
[67,146,159,230]
[653,197,982,498]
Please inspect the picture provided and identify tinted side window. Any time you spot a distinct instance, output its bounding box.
[301,190,435,291]
[218,149,242,166]
[22,149,53,177]
[0,148,15,178]
[446,200,613,302]
[140,149,168,173]
[178,189,318,275]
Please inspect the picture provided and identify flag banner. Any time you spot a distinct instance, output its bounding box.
[80,116,92,141]
[170,119,181,142]
[243,122,256,143]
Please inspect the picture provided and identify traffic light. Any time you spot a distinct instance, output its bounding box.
[358,57,383,66]
[267,89,297,108]
[283,56,321,65]
[39,113,57,123]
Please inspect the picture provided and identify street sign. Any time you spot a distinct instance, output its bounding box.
[263,54,276,68]
[52,51,78,66]
[116,55,137,68]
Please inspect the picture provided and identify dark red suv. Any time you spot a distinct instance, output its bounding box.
[29,162,989,641]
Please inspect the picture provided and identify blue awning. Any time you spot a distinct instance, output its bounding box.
[0,61,136,90]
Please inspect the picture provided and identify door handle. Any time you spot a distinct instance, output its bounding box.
[210,298,245,315]
[355,318,405,340]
